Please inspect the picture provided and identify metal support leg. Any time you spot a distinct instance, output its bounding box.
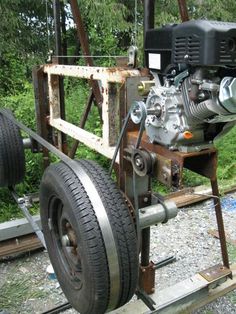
[211,179,230,269]
[141,227,150,266]
[139,227,155,294]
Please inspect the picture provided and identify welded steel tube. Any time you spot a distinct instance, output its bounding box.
[144,0,155,34]
[139,200,178,229]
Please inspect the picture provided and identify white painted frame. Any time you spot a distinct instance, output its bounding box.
[43,65,142,159]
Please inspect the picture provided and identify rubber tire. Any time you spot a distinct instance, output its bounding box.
[0,109,25,187]
[40,160,138,314]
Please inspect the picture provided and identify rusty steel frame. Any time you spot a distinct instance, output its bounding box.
[28,0,233,311]
[41,24,230,308]
[43,64,143,158]
[126,131,230,272]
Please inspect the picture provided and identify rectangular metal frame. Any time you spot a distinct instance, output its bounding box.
[43,64,142,159]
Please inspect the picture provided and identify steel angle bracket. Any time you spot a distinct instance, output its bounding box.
[111,264,235,314]
[9,187,46,249]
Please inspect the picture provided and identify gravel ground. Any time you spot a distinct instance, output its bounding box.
[1,193,236,314]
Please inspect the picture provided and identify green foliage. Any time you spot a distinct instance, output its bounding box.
[216,126,236,183]
[64,79,109,168]
[0,0,53,95]
[1,82,36,129]
[77,0,133,55]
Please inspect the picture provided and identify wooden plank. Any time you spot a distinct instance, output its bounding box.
[0,215,41,241]
[0,234,43,259]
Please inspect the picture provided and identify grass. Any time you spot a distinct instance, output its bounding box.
[227,243,236,306]
[0,267,46,311]
[228,244,236,263]
[0,80,236,221]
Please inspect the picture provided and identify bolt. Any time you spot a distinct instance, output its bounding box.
[135,157,143,168]
[48,218,52,231]
[143,197,149,203]
[162,172,168,181]
[61,235,70,247]
[18,197,25,204]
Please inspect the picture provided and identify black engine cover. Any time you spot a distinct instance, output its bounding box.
[145,20,236,71]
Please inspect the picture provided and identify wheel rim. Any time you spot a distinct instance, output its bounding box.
[49,196,82,290]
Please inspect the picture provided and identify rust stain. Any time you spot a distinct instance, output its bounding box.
[106,67,120,74]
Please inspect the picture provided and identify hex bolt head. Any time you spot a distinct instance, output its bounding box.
[135,157,143,168]
[61,235,70,247]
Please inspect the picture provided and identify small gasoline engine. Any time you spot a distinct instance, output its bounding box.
[132,20,236,152]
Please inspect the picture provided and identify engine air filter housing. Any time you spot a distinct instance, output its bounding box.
[145,20,236,71]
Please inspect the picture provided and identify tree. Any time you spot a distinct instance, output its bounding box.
[0,0,54,95]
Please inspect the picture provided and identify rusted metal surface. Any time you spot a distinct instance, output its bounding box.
[178,0,189,22]
[199,264,231,282]
[53,0,67,154]
[211,179,230,269]
[139,261,155,295]
[127,131,217,188]
[44,65,141,83]
[32,66,50,168]
[50,118,116,159]
[69,0,103,114]
[155,154,172,186]
[44,65,144,156]
[0,234,42,259]
[126,129,230,285]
